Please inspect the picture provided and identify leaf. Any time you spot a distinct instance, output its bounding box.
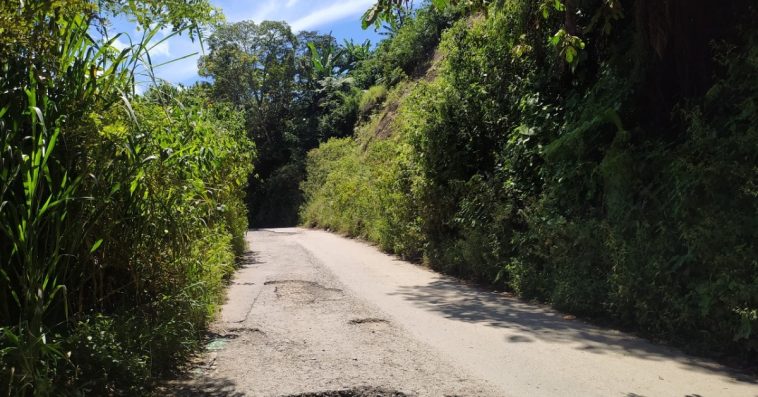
[431,0,450,9]
[361,6,379,30]
[565,46,576,63]
[130,178,139,195]
[550,30,563,46]
[90,239,104,253]
[150,51,199,69]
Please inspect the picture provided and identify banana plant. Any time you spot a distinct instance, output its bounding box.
[307,41,348,80]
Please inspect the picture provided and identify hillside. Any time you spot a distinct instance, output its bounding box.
[300,1,758,363]
[2,1,756,394]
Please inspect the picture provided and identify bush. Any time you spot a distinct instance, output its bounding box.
[0,4,253,391]
[352,5,461,88]
[358,85,388,120]
[300,1,758,360]
[301,94,424,259]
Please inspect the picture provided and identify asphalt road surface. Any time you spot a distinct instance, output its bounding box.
[169,228,757,397]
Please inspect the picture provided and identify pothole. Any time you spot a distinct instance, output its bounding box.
[264,280,343,304]
[278,387,410,397]
[264,280,342,291]
[206,327,264,351]
[227,326,265,334]
[349,318,389,325]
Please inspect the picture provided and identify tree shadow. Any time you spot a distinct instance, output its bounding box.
[168,375,244,397]
[390,274,757,384]
[237,250,262,268]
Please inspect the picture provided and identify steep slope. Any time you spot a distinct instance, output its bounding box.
[300,2,758,362]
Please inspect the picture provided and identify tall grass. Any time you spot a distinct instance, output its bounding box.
[1,2,253,394]
[0,9,139,392]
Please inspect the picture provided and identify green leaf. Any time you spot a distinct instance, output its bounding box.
[130,178,139,195]
[431,0,450,9]
[90,239,104,253]
[565,46,576,63]
[361,6,379,30]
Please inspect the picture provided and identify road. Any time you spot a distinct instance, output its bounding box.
[170,228,757,397]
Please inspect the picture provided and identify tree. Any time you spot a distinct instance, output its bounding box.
[199,21,303,226]
[200,20,297,170]
[361,0,615,68]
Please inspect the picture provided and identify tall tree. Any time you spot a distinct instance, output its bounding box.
[200,21,301,226]
[201,21,298,172]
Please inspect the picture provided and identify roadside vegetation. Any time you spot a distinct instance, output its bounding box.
[196,20,380,227]
[0,1,252,394]
[2,0,756,394]
[301,0,758,362]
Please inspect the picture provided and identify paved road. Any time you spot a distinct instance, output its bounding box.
[171,228,757,397]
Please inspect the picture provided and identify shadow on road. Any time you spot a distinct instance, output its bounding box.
[168,375,244,397]
[390,275,756,384]
[237,250,263,268]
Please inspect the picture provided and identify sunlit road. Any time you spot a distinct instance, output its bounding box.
[171,228,757,397]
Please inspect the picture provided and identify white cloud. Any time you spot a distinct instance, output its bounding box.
[243,0,277,23]
[147,40,171,57]
[224,0,375,30]
[290,0,374,31]
[117,0,379,86]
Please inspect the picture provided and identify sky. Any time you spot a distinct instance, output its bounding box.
[112,0,383,89]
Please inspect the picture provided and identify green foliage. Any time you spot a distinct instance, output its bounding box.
[62,315,150,395]
[302,0,758,360]
[200,21,366,227]
[317,77,362,140]
[353,5,460,87]
[301,101,424,258]
[358,85,389,120]
[0,2,252,395]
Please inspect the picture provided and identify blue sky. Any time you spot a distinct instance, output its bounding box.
[112,0,382,89]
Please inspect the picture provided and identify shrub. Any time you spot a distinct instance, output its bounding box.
[300,0,758,360]
[358,85,389,120]
[0,4,253,391]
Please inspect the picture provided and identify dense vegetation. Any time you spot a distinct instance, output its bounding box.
[196,20,378,227]
[301,0,758,361]
[2,0,756,394]
[0,1,252,394]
